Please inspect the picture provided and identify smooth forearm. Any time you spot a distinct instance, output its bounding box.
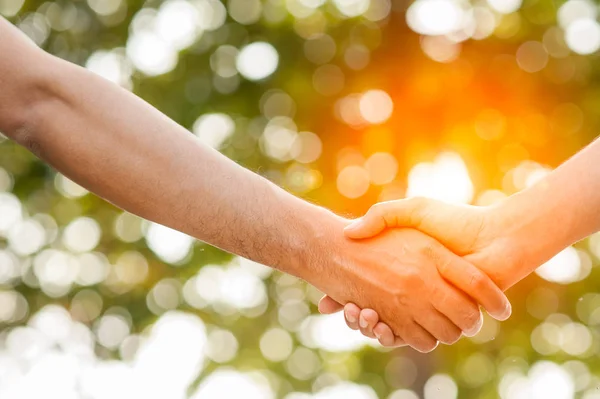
[0,18,53,135]
[492,138,600,282]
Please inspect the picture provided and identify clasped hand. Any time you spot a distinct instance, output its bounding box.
[319,197,515,352]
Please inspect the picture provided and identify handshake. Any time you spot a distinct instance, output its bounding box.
[308,158,599,352]
[1,13,596,355]
[309,197,518,352]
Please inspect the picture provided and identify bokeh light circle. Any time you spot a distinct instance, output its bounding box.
[565,19,600,55]
[359,90,394,124]
[237,42,279,81]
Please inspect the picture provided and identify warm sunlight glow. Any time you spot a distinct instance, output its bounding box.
[406,152,474,204]
[406,0,464,36]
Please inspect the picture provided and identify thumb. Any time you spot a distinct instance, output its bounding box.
[318,295,344,314]
[345,200,414,239]
[344,215,387,239]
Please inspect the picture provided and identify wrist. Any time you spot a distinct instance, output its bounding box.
[292,207,365,303]
[283,205,349,283]
[483,193,566,286]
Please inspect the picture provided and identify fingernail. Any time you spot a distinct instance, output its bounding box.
[493,303,512,321]
[359,316,368,329]
[502,303,512,320]
[344,219,362,232]
[374,331,381,340]
[346,311,357,323]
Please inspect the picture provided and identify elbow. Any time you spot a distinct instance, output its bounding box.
[0,18,58,151]
[1,55,59,157]
[10,118,43,157]
[4,99,46,158]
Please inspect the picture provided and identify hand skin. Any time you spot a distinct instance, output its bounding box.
[325,137,600,344]
[0,18,510,352]
[319,227,513,350]
[318,200,511,346]
[319,200,507,345]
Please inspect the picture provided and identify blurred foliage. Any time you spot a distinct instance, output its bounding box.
[1,0,600,398]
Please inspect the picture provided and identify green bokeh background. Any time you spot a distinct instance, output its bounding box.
[1,0,600,397]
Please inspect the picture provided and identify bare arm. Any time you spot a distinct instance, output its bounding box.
[0,20,50,136]
[489,137,600,281]
[0,17,328,279]
[334,137,600,345]
[343,137,600,289]
[0,17,510,351]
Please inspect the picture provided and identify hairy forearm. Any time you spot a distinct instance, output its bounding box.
[493,138,600,281]
[0,18,347,284]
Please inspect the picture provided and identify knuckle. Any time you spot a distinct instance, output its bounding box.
[400,268,422,289]
[435,255,453,276]
[383,213,398,227]
[469,272,487,291]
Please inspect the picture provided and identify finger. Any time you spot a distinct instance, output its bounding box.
[437,252,512,321]
[344,216,387,239]
[430,281,483,337]
[401,322,439,353]
[344,303,361,322]
[414,307,463,345]
[373,323,404,347]
[359,309,379,338]
[318,295,344,314]
[344,197,433,239]
[344,200,410,239]
[344,303,361,330]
